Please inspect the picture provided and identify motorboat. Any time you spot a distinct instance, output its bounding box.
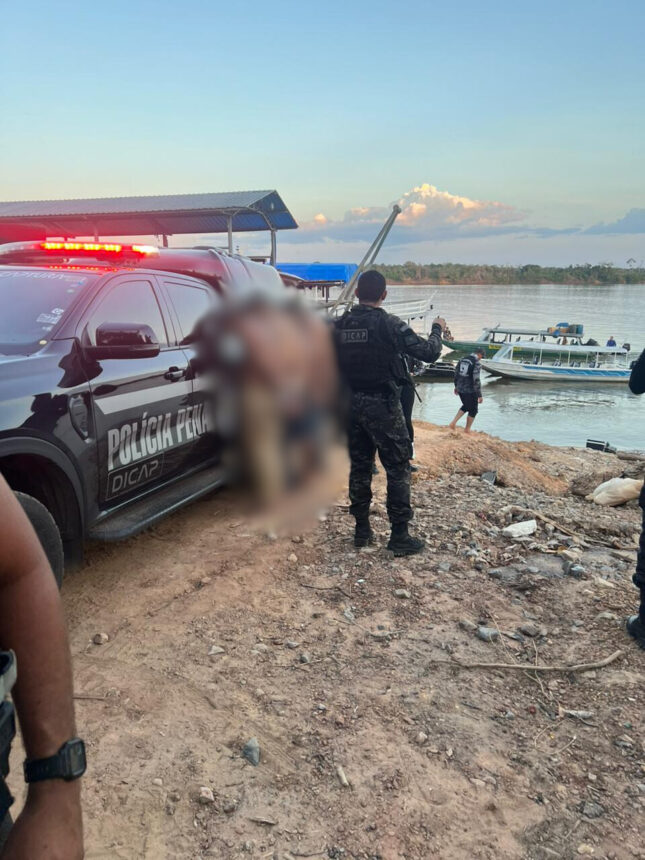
[443,322,589,358]
[411,360,456,381]
[481,341,632,383]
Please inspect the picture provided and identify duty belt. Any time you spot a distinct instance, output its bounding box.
[0,651,16,818]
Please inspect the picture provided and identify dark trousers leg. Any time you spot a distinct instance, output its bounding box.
[400,383,415,448]
[365,396,412,525]
[634,488,645,619]
[379,446,412,525]
[0,812,12,852]
[348,418,376,522]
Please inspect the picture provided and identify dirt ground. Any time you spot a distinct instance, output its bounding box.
[14,424,645,859]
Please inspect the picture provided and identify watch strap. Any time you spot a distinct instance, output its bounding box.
[24,739,86,783]
[24,752,63,783]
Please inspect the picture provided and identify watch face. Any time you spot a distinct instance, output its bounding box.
[64,740,87,779]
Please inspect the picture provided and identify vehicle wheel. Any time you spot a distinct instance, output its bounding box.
[14,492,64,588]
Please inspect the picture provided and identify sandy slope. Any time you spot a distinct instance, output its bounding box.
[16,425,644,860]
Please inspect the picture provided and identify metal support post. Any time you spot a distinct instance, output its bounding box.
[227,217,233,255]
[270,230,277,266]
[162,234,168,248]
[332,204,401,312]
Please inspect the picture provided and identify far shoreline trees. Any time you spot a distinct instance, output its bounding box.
[374,262,645,286]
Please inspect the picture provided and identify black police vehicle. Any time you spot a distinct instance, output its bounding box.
[0,240,284,583]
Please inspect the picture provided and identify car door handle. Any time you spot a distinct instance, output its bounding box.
[164,366,186,382]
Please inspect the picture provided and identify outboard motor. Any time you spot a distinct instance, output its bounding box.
[622,342,631,352]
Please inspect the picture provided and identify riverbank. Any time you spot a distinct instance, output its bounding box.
[24,426,644,859]
[374,263,645,287]
[384,279,645,286]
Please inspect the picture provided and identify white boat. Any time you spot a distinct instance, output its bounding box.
[481,342,632,383]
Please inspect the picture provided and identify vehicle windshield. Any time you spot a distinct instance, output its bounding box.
[0,269,99,355]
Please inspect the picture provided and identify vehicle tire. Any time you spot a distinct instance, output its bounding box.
[14,492,64,588]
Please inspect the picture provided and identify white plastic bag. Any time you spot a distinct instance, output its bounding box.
[585,477,644,506]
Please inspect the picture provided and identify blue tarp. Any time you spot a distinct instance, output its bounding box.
[276,263,357,284]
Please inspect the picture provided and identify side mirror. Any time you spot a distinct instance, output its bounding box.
[85,322,160,360]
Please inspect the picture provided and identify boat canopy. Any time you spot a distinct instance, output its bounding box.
[492,341,628,360]
[482,324,584,337]
[482,326,545,336]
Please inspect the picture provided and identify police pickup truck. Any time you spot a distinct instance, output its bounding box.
[0,240,284,583]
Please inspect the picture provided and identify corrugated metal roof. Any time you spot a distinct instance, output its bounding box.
[0,190,297,241]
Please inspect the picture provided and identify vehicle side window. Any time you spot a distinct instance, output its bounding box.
[163,281,213,342]
[86,280,168,346]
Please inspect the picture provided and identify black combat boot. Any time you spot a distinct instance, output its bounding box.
[354,519,375,548]
[626,615,645,650]
[387,523,425,556]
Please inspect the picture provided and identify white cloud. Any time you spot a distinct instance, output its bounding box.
[204,182,645,265]
[288,182,531,246]
[397,183,525,230]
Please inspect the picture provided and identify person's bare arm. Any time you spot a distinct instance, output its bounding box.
[0,476,83,859]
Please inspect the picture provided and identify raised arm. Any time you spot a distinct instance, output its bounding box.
[0,476,83,859]
[391,316,445,365]
[629,349,645,395]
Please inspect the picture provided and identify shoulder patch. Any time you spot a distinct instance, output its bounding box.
[340,329,368,343]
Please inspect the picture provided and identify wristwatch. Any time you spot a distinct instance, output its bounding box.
[24,738,86,783]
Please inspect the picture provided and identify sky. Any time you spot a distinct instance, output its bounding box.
[0,0,644,266]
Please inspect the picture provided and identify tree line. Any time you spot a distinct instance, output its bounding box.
[373,262,645,285]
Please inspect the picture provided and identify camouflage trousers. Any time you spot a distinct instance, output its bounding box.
[347,390,412,525]
[634,485,645,591]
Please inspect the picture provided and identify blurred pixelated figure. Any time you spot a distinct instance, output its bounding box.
[193,290,338,511]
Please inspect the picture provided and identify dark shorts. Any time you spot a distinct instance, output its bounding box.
[459,392,479,418]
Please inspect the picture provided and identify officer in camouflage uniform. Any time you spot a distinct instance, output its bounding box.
[335,270,445,556]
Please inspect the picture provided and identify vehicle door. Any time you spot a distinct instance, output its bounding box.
[158,276,221,468]
[81,275,193,506]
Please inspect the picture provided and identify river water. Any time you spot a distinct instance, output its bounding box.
[382,283,645,452]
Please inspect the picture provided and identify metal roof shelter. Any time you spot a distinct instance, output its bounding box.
[0,190,297,264]
[276,263,358,284]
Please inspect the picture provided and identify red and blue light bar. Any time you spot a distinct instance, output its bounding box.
[0,241,159,263]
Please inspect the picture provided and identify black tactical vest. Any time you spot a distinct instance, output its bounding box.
[335,307,398,391]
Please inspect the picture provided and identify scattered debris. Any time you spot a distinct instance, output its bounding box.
[432,650,623,673]
[518,622,546,638]
[560,708,595,722]
[477,626,500,643]
[242,737,261,766]
[581,800,605,819]
[199,786,215,804]
[503,519,537,538]
[335,764,351,788]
